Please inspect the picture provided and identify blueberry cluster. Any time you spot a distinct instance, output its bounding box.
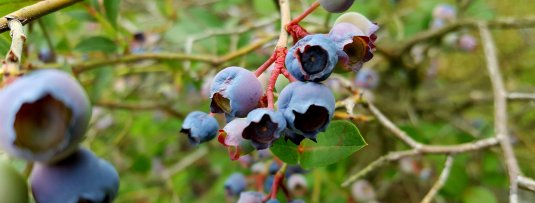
[0,69,119,203]
[181,11,378,161]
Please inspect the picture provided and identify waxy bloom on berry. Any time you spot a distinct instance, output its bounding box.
[242,108,286,150]
[319,0,355,13]
[180,111,219,146]
[224,172,247,197]
[0,69,91,163]
[210,66,263,118]
[277,82,335,141]
[286,34,339,82]
[30,148,119,203]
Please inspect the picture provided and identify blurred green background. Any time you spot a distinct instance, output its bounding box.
[0,0,534,202]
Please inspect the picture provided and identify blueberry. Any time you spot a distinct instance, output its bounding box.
[242,108,286,150]
[38,47,55,63]
[30,148,119,203]
[224,172,247,197]
[329,22,376,72]
[333,12,379,36]
[354,68,379,90]
[266,199,281,203]
[287,174,308,192]
[286,34,339,82]
[432,4,456,21]
[351,180,377,202]
[180,111,219,145]
[0,69,91,163]
[277,82,335,141]
[458,34,477,52]
[0,160,29,203]
[318,0,355,13]
[268,161,280,175]
[219,118,255,160]
[264,175,275,193]
[237,191,264,203]
[210,67,263,118]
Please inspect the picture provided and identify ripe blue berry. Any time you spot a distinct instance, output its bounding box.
[0,69,91,163]
[30,148,119,203]
[354,68,379,90]
[277,82,335,140]
[0,160,29,203]
[318,0,355,13]
[266,199,281,203]
[243,108,286,150]
[180,111,219,145]
[210,66,263,118]
[237,191,264,203]
[286,34,339,82]
[329,22,376,72]
[224,172,247,197]
[284,129,307,145]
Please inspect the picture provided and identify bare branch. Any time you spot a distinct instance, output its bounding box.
[518,176,535,192]
[342,150,419,187]
[275,0,291,49]
[0,0,83,33]
[95,100,184,119]
[367,102,422,149]
[421,156,454,203]
[507,92,535,101]
[479,23,520,203]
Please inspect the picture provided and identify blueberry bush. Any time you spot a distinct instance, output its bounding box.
[0,0,534,203]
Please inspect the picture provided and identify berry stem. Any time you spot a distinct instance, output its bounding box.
[255,52,276,77]
[266,48,287,109]
[288,1,320,25]
[275,0,291,49]
[263,163,288,202]
[1,18,26,85]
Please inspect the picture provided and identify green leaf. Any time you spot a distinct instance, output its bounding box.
[75,36,117,53]
[462,187,498,203]
[271,120,366,168]
[103,0,120,28]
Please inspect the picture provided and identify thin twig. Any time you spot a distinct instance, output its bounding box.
[367,102,422,149]
[507,92,535,101]
[70,35,276,74]
[162,147,208,179]
[342,150,419,187]
[95,100,184,119]
[518,176,535,192]
[0,0,83,33]
[421,156,454,203]
[479,23,520,203]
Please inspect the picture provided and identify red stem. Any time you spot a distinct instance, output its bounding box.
[255,52,277,77]
[289,1,321,25]
[266,48,287,109]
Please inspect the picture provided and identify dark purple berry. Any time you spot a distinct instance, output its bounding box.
[242,108,286,150]
[30,148,119,203]
[180,111,219,145]
[286,34,339,82]
[319,0,355,13]
[0,69,91,163]
[277,82,335,141]
[210,67,263,117]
